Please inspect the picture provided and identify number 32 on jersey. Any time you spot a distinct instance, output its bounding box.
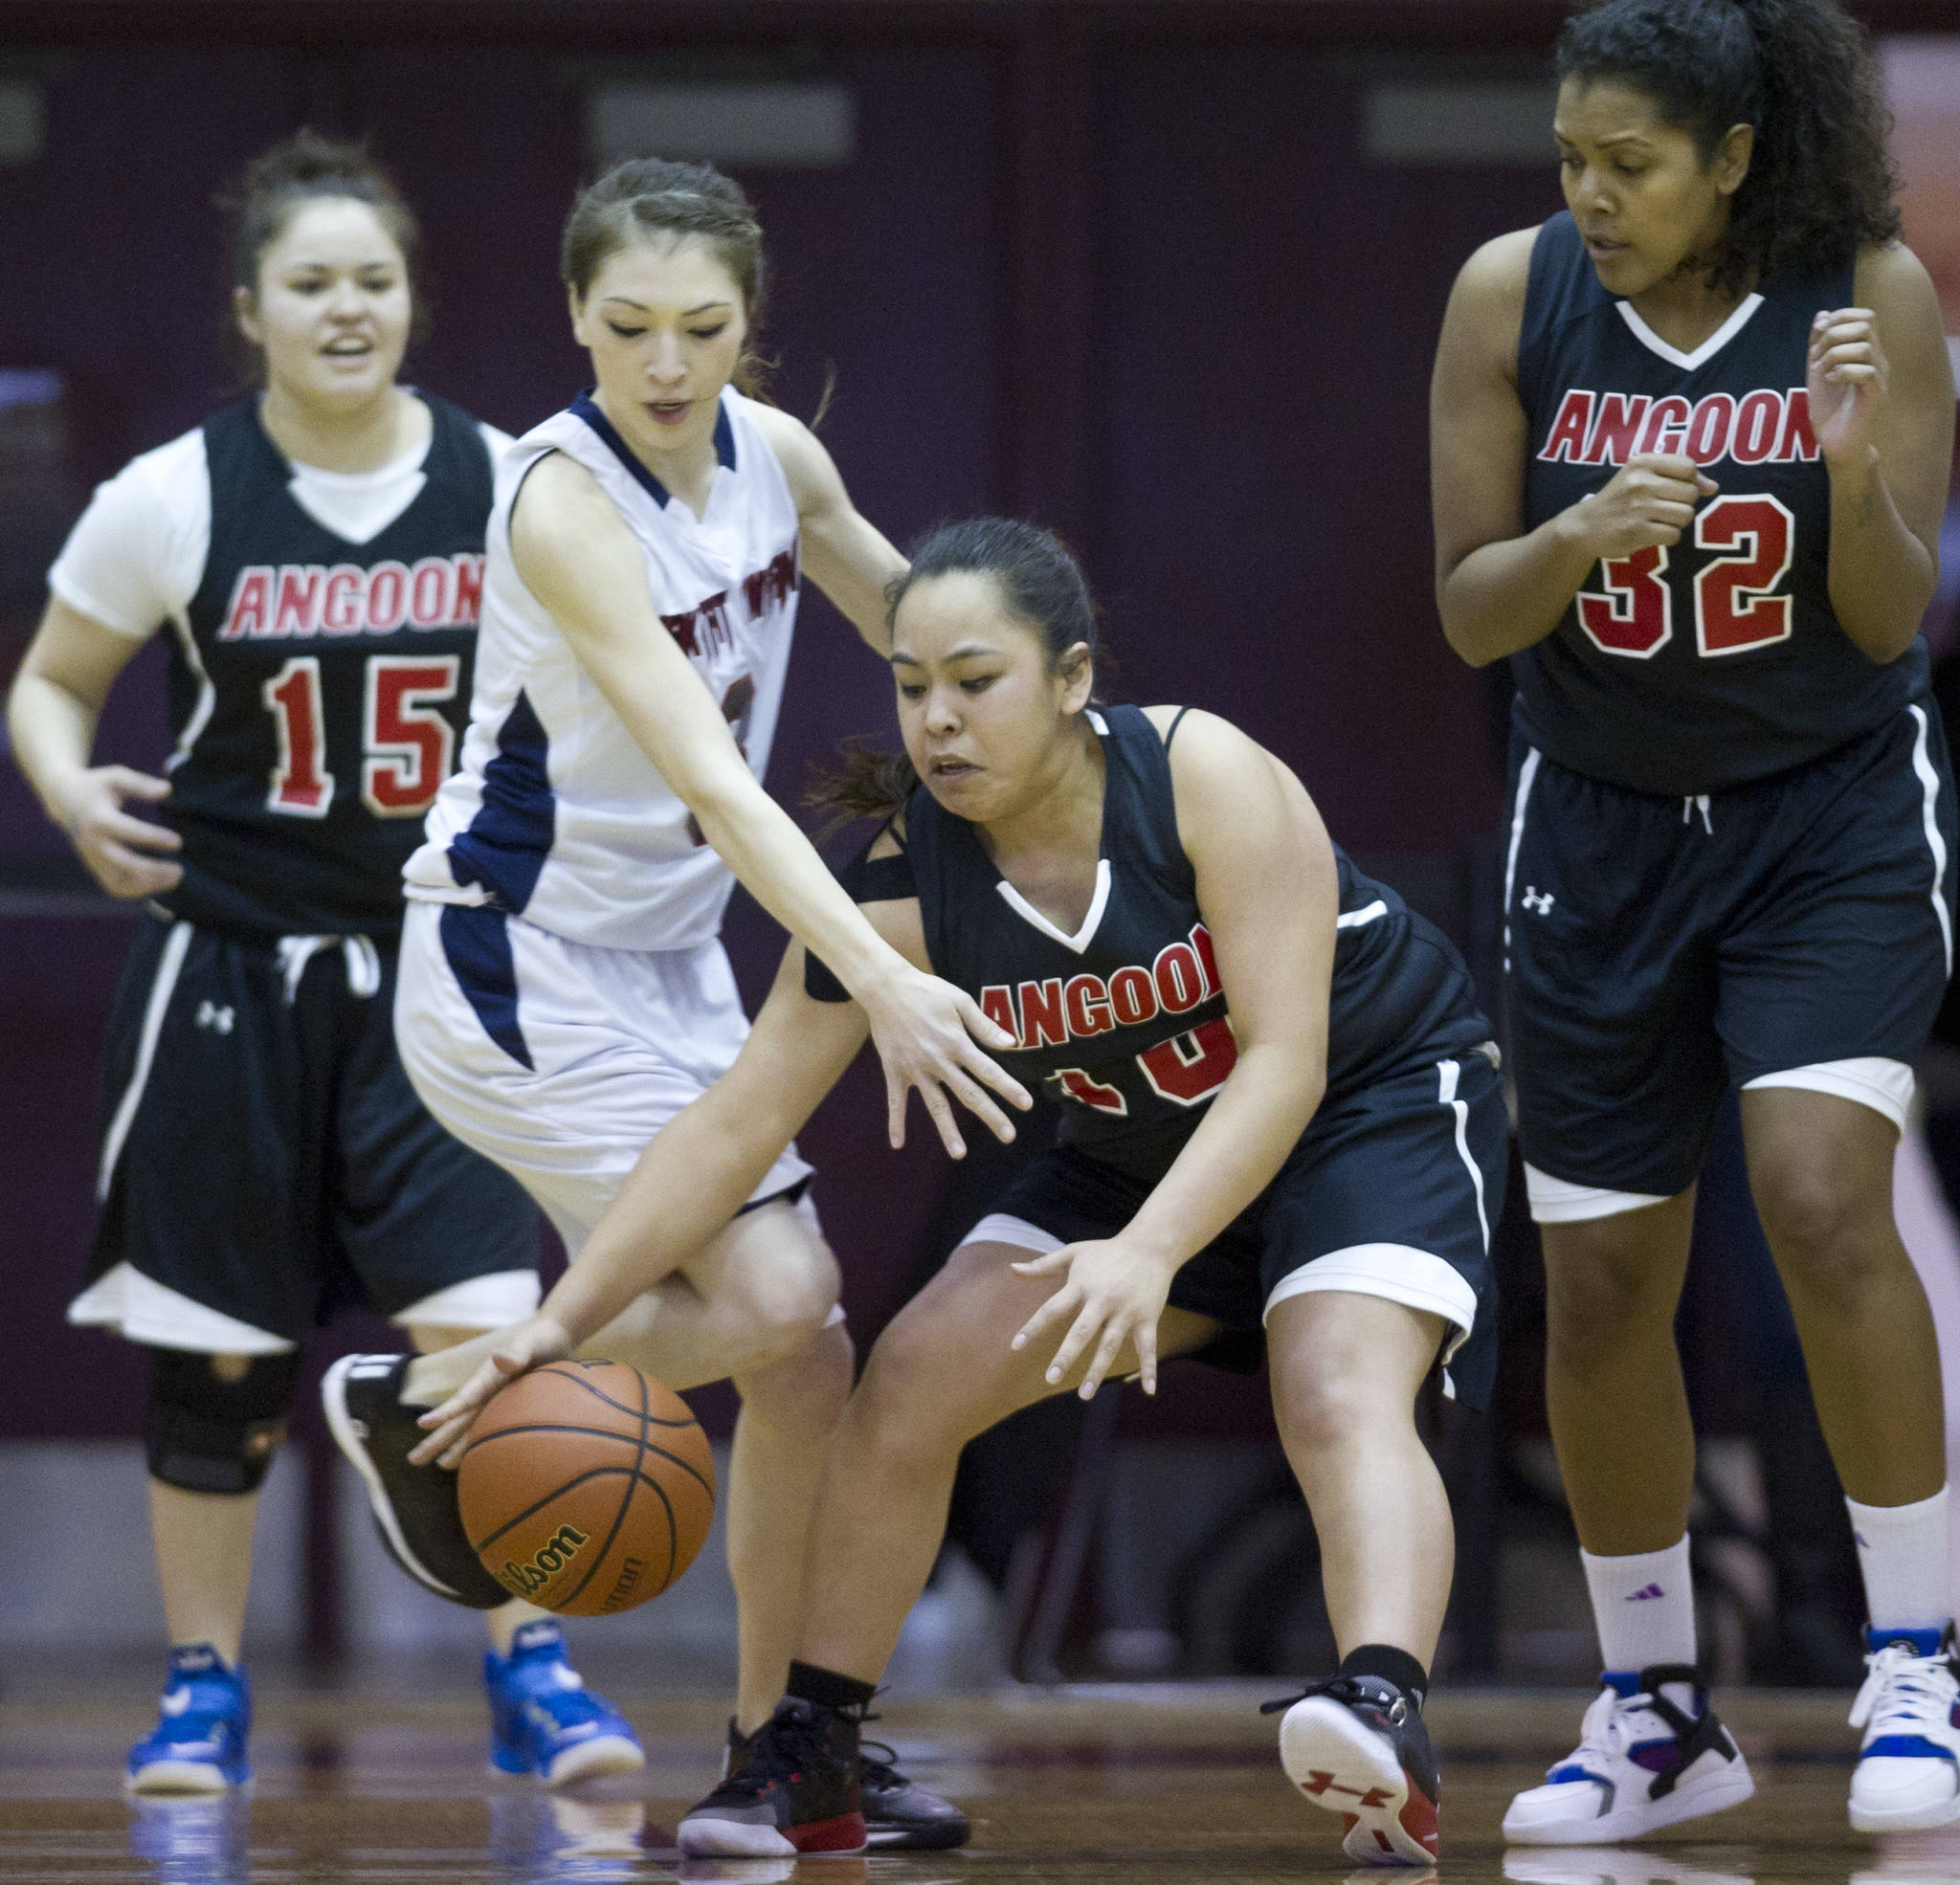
[1577,494,1795,658]
[262,654,459,818]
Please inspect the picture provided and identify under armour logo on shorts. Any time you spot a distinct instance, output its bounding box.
[195,1002,235,1033]
[1521,887,1555,916]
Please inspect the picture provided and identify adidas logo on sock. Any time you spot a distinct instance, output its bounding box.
[1626,1584,1666,1601]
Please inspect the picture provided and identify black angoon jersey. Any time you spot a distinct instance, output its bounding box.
[813,706,1489,1182]
[1514,211,1926,795]
[165,395,494,941]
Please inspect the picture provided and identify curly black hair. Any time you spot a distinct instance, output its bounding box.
[1556,0,1901,295]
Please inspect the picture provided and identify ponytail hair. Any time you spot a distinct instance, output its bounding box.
[1555,0,1900,294]
[807,517,1104,834]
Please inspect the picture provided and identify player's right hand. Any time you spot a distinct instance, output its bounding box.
[56,765,184,899]
[1566,453,1718,560]
[412,1314,575,1470]
[858,963,1033,1159]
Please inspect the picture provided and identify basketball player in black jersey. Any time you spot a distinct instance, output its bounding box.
[6,136,637,1791]
[1431,0,1957,1841]
[380,518,1509,1866]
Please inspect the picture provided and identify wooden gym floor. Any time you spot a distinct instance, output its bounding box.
[0,1684,1943,1883]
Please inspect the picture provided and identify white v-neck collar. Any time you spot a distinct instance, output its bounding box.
[1615,293,1765,371]
[995,857,1112,956]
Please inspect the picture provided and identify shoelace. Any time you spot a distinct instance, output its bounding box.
[1850,1645,1959,1732]
[1258,1675,1407,1721]
[858,1738,908,1787]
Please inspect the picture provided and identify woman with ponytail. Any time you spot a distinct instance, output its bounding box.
[1432,0,1957,1844]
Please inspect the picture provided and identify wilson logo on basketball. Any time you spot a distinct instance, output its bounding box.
[495,1523,590,1601]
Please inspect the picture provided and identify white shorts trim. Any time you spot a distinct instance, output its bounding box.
[97,919,192,1203]
[67,1261,295,1355]
[1742,1056,1915,1133]
[391,1269,542,1331]
[962,1212,1063,1255]
[1262,1243,1476,1364]
[1502,746,1542,973]
[1525,1163,1672,1224]
[1908,703,1953,977]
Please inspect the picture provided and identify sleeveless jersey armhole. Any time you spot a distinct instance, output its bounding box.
[805,822,919,1002]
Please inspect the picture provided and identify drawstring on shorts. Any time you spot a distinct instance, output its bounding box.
[1682,794,1713,835]
[276,933,383,1005]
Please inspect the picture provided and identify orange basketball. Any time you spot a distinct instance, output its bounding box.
[457,1360,716,1617]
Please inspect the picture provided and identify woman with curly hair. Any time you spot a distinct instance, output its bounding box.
[1431,0,1956,1844]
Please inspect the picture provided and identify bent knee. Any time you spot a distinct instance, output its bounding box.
[1271,1362,1393,1457]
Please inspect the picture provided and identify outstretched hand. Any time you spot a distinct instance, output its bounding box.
[1009,1238,1179,1399]
[409,1314,574,1469]
[858,963,1033,1158]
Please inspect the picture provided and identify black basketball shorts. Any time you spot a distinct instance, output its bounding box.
[71,910,540,1352]
[1504,701,1957,1221]
[967,1045,1506,1409]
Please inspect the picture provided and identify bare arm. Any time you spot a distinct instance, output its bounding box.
[412,910,922,1464]
[748,403,908,654]
[7,598,184,898]
[1012,709,1340,1394]
[1815,245,1956,663]
[1432,228,1714,667]
[510,454,1026,1155]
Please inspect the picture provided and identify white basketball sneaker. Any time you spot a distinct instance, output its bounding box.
[1847,1627,1960,1832]
[1502,1665,1753,1846]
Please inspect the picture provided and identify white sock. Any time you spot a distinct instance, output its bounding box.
[1846,1486,1950,1633]
[1582,1538,1697,1674]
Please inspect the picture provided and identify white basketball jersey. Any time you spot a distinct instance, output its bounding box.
[406,388,801,950]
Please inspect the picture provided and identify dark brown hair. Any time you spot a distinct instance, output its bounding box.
[1556,0,1900,295]
[221,130,427,379]
[809,517,1103,832]
[561,157,769,399]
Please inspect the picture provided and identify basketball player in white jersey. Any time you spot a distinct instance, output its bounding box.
[324,159,1025,1850]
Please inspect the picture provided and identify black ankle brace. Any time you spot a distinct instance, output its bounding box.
[787,1659,878,1716]
[1340,1644,1431,1709]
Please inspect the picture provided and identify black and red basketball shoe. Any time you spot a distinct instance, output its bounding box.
[322,1352,507,1608]
[679,1697,866,1857]
[719,1716,969,1852]
[1263,1674,1440,1865]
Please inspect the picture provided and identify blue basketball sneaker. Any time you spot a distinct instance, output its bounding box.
[1848,1625,1960,1831]
[485,1619,645,1787]
[126,1644,251,1794]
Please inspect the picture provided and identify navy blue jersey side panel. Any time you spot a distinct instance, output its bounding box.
[1511,211,1925,795]
[163,394,494,941]
[904,704,1492,1177]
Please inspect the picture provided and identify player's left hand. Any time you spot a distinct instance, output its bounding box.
[1808,307,1887,464]
[1009,1238,1179,1399]
[410,1313,575,1469]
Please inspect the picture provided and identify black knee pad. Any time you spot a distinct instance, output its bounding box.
[145,1348,302,1496]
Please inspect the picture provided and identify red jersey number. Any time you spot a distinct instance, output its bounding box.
[263,654,461,819]
[1577,496,1796,661]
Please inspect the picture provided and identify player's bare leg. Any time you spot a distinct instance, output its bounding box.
[727,1333,854,1731]
[1741,1088,1945,1505]
[795,1240,1216,1683]
[1506,1189,1754,1846]
[148,1473,258,1670]
[1264,1291,1453,1866]
[1540,1188,1699,1556]
[1266,1292,1451,1664]
[1742,1087,1956,1833]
